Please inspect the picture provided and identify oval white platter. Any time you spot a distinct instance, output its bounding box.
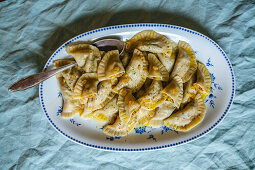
[39,23,235,151]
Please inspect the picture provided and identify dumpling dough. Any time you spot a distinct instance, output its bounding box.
[164,93,206,132]
[103,110,139,137]
[161,76,183,108]
[149,100,175,127]
[126,30,177,74]
[92,96,118,123]
[136,107,155,126]
[157,46,177,73]
[97,50,125,81]
[53,59,83,91]
[147,53,169,81]
[66,43,101,72]
[103,116,128,137]
[182,74,197,105]
[126,30,176,54]
[113,49,148,92]
[118,88,140,123]
[73,73,99,99]
[53,59,75,68]
[56,74,83,118]
[120,51,131,68]
[85,78,118,112]
[135,78,152,99]
[137,80,165,110]
[192,61,212,96]
[170,41,197,83]
[61,100,84,118]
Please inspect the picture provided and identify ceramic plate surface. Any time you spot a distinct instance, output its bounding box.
[39,23,235,151]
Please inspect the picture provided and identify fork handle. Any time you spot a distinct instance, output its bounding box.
[8,62,77,92]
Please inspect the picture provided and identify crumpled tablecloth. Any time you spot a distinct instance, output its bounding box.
[1,0,254,169]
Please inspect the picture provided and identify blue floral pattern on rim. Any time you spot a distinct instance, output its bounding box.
[204,57,223,109]
[39,23,235,151]
[56,106,62,116]
[70,119,81,126]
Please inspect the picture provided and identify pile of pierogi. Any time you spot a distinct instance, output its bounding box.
[54,30,212,137]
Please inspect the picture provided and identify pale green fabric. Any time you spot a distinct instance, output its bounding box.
[1,0,255,169]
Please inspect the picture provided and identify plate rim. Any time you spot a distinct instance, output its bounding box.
[39,23,235,152]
